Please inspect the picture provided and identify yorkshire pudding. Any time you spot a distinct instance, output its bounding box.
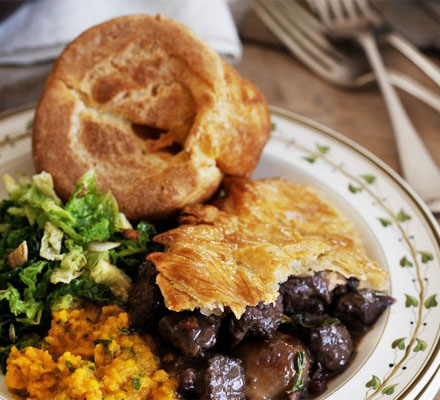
[33,14,270,220]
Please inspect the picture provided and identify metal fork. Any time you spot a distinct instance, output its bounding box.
[252,0,440,114]
[306,0,440,213]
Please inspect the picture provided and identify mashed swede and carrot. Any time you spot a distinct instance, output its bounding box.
[5,305,176,400]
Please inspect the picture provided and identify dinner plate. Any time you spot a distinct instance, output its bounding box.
[0,105,439,400]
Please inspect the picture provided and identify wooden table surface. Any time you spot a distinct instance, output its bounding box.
[236,44,440,178]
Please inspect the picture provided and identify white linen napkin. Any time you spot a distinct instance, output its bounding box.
[0,0,242,65]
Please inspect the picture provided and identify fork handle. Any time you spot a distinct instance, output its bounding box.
[384,32,440,88]
[358,32,440,211]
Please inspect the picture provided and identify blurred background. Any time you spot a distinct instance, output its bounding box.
[0,0,438,178]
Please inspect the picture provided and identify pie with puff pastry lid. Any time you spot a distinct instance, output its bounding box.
[149,177,389,318]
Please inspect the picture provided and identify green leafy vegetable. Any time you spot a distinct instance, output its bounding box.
[0,261,49,325]
[90,260,131,301]
[50,242,87,284]
[109,221,161,279]
[0,170,160,373]
[48,278,122,310]
[40,222,63,261]
[64,170,120,243]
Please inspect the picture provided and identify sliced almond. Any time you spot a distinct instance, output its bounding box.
[8,240,28,268]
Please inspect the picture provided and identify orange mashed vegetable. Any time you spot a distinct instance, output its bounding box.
[5,305,176,400]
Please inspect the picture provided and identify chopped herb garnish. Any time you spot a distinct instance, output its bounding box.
[132,377,141,390]
[118,326,129,335]
[321,317,341,326]
[282,313,340,329]
[128,346,136,356]
[86,309,102,324]
[287,351,307,393]
[93,339,112,346]
[93,338,113,356]
[65,360,75,373]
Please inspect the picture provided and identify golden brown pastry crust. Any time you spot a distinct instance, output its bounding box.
[215,177,358,239]
[32,14,270,220]
[216,177,388,290]
[149,178,389,318]
[149,203,329,318]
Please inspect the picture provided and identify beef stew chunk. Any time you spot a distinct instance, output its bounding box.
[283,393,302,400]
[235,332,310,400]
[161,355,202,397]
[280,272,332,315]
[128,260,165,330]
[307,364,328,396]
[334,289,394,332]
[229,295,283,346]
[178,367,199,396]
[308,323,353,372]
[331,277,360,297]
[199,355,246,400]
[159,312,221,358]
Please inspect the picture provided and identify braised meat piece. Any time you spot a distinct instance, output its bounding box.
[280,272,332,315]
[229,295,283,346]
[333,289,394,332]
[235,332,310,400]
[307,365,327,396]
[178,367,199,396]
[128,260,165,330]
[331,277,360,297]
[308,323,353,372]
[161,355,202,398]
[199,355,246,400]
[159,312,221,358]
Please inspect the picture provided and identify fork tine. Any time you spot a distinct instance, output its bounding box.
[283,0,323,31]
[277,0,345,58]
[256,0,343,67]
[252,0,347,79]
[306,0,319,15]
[353,0,381,24]
[341,0,358,18]
[308,0,332,26]
[329,0,345,22]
